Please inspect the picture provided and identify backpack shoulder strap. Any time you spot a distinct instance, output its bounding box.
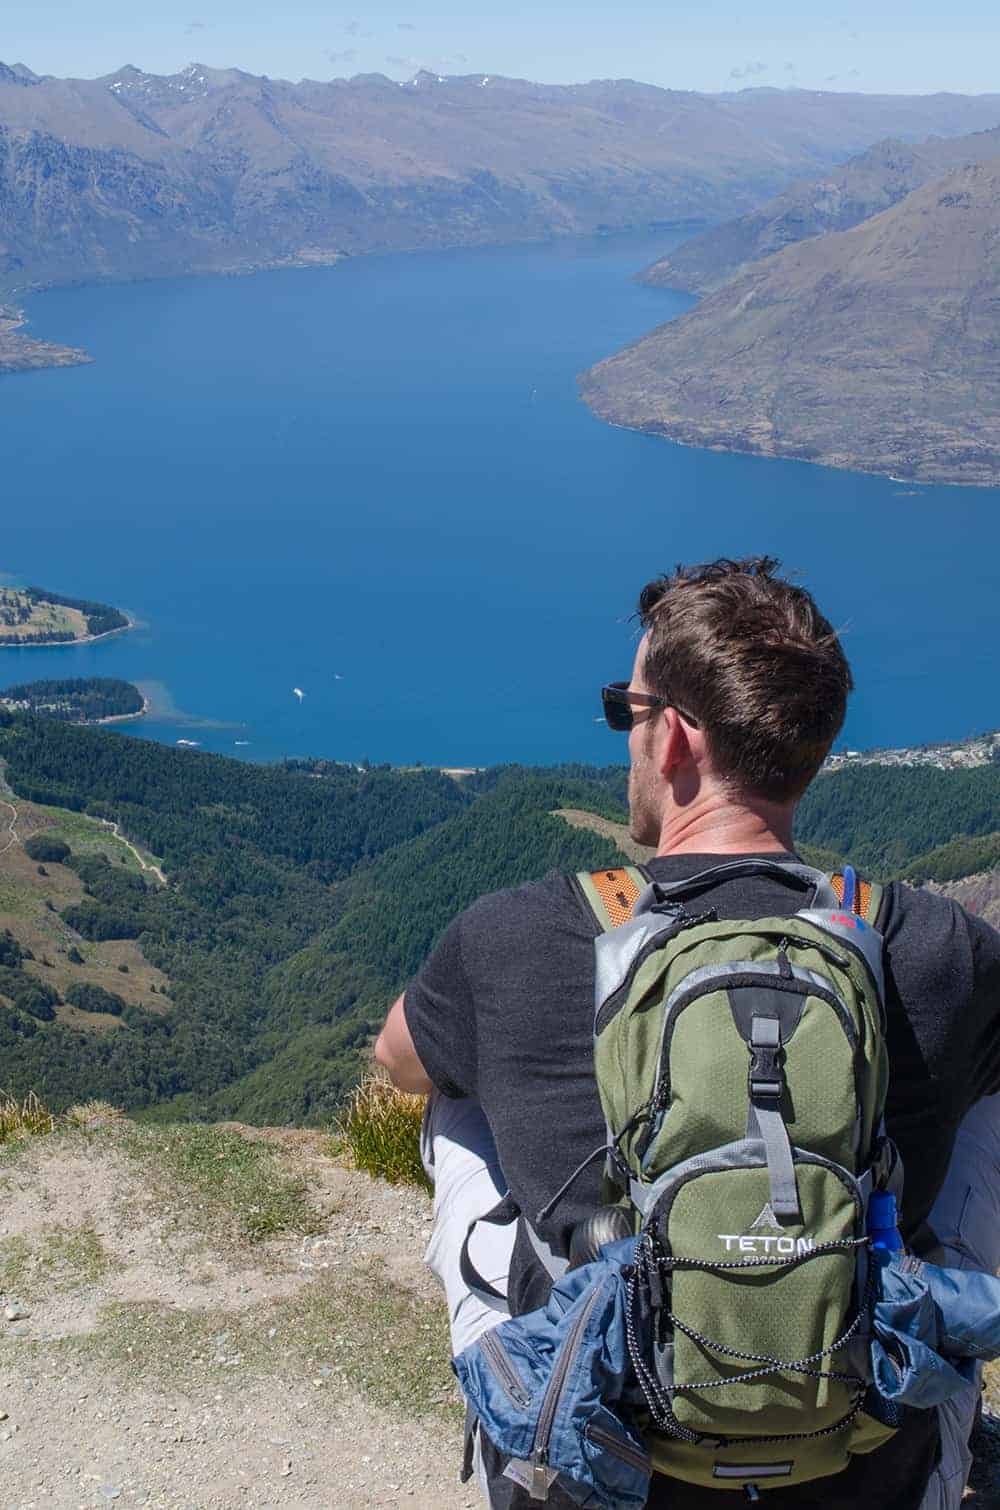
[639,857,841,910]
[830,867,885,926]
[574,865,649,932]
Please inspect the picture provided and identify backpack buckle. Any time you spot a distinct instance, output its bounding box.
[748,1018,784,1102]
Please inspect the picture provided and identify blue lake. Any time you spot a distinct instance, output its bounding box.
[1,233,997,767]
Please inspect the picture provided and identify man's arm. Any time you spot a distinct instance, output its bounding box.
[375,992,434,1094]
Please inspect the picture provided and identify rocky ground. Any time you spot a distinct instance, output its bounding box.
[0,1114,997,1507]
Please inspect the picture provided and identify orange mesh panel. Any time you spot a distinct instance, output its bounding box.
[591,868,641,928]
[831,872,874,920]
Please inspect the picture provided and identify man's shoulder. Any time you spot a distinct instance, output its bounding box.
[879,876,1000,991]
[881,876,991,936]
[460,870,590,936]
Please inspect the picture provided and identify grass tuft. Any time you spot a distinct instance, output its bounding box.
[120,1123,322,1243]
[337,1074,429,1190]
[0,1223,109,1293]
[62,1100,126,1131]
[0,1089,55,1142]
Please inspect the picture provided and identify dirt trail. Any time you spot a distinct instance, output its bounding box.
[97,820,167,886]
[0,1125,475,1509]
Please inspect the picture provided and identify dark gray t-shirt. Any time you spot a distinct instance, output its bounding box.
[405,853,1000,1509]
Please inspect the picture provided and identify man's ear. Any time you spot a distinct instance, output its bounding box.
[658,707,694,779]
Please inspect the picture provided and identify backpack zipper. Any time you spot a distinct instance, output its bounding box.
[778,934,849,971]
[594,912,716,1036]
[638,971,860,1164]
[583,1420,651,1473]
[529,1280,606,1494]
[480,1329,532,1410]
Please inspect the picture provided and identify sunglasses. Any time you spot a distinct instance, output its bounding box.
[601,681,701,733]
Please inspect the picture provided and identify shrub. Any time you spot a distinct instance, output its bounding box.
[62,1100,125,1130]
[23,834,70,864]
[0,930,23,968]
[336,1073,430,1190]
[0,1090,55,1142]
[60,903,140,941]
[0,967,58,1021]
[66,946,84,964]
[64,982,126,1016]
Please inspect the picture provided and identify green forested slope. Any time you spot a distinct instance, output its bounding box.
[0,711,996,1124]
[0,715,468,877]
[0,715,626,1120]
[796,763,1000,875]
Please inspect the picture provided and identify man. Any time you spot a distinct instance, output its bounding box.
[376,558,1000,1508]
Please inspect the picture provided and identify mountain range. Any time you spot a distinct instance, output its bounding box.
[5,63,1000,367]
[581,148,1000,486]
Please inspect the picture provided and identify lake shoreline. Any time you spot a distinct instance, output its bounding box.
[0,615,135,651]
[92,693,150,727]
[578,404,995,492]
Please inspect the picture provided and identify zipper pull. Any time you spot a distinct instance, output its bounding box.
[530,1449,551,1501]
[777,939,792,979]
[648,1256,664,1311]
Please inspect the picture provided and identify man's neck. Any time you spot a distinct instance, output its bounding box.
[654,791,795,858]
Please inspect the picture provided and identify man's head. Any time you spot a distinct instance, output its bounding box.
[621,558,852,848]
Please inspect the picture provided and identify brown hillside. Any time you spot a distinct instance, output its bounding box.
[642,126,1000,294]
[0,795,169,1027]
[581,158,1000,486]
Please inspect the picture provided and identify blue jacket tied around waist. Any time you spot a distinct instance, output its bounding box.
[454,1241,1000,1508]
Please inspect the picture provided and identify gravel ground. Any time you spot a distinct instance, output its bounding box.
[0,1364,477,1509]
[0,1123,997,1509]
[0,1125,476,1510]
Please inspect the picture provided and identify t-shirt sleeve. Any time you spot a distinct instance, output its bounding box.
[884,883,1000,1109]
[967,909,1000,1100]
[403,911,478,1100]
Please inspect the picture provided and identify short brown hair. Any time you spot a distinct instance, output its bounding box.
[638,558,852,802]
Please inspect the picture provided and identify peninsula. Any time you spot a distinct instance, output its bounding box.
[0,306,90,374]
[581,157,1000,488]
[0,585,130,646]
[0,677,145,724]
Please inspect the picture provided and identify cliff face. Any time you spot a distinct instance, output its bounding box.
[581,158,1000,487]
[640,126,1000,294]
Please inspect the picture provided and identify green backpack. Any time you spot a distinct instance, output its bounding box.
[574,858,901,1497]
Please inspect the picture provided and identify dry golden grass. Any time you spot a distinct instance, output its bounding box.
[0,588,88,643]
[336,1073,430,1191]
[0,797,170,1025]
[61,1100,127,1131]
[0,1090,55,1142]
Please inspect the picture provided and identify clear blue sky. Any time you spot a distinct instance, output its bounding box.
[5,0,999,95]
